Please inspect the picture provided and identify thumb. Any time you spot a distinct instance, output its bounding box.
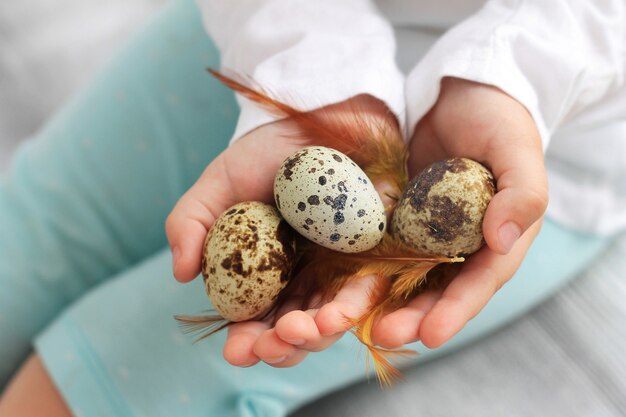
[165,125,303,283]
[482,131,548,255]
[165,155,238,282]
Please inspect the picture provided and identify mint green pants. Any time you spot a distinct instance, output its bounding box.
[0,1,608,416]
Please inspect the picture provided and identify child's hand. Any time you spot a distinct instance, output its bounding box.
[166,96,401,368]
[167,78,547,367]
[370,77,548,349]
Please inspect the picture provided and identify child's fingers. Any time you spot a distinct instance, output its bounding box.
[267,350,309,368]
[165,156,237,282]
[418,220,541,349]
[165,196,215,282]
[223,321,269,367]
[315,274,381,337]
[274,310,319,346]
[482,134,548,255]
[274,309,344,352]
[370,290,442,349]
[252,328,305,367]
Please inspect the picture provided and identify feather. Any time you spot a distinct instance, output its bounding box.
[336,239,462,386]
[209,69,409,202]
[174,314,230,342]
[348,258,456,386]
[349,321,417,387]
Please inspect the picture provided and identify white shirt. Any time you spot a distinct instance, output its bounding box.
[196,0,626,236]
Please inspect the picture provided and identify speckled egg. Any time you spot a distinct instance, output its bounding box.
[202,201,296,322]
[392,157,495,257]
[274,146,386,253]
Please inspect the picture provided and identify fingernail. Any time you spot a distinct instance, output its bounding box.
[498,222,521,253]
[172,246,181,274]
[264,355,287,364]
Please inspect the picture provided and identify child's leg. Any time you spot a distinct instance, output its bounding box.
[28,219,607,417]
[0,356,72,417]
[0,0,236,386]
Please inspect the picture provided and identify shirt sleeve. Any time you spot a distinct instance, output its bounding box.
[195,0,406,143]
[404,0,626,150]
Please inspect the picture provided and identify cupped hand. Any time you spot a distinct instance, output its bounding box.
[166,96,401,368]
[371,77,548,349]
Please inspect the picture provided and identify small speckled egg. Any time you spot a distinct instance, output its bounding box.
[392,157,495,257]
[274,146,386,253]
[202,201,296,322]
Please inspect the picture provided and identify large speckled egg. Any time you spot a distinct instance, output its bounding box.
[274,146,386,253]
[202,202,296,322]
[392,157,495,257]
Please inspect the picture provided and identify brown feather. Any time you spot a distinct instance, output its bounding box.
[174,314,231,342]
[209,69,409,201]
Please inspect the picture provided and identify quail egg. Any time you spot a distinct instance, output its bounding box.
[392,157,495,257]
[202,201,296,321]
[274,146,386,253]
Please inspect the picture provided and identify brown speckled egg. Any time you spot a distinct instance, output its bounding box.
[274,146,386,253]
[392,158,495,257]
[202,202,296,322]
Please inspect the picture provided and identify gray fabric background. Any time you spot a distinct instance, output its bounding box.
[1,2,624,416]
